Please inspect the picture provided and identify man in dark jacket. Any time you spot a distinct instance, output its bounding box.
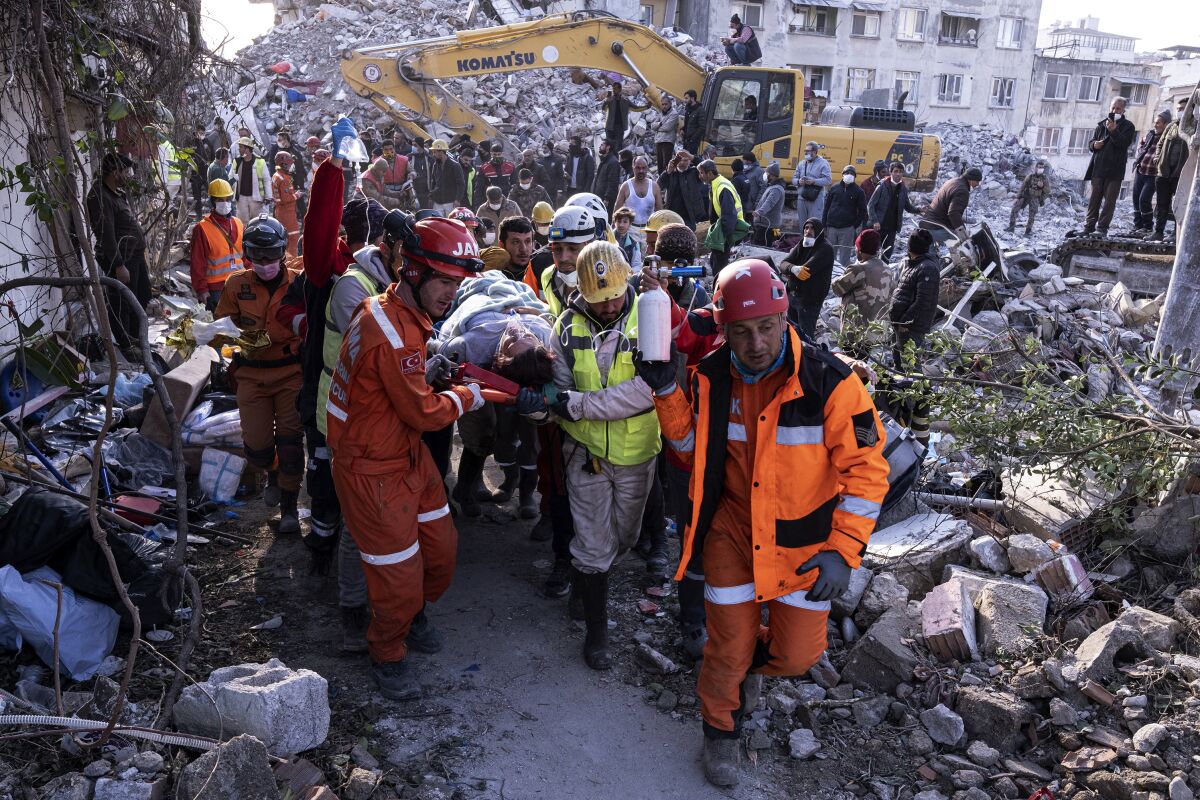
[538,143,567,205]
[1007,160,1051,235]
[867,161,921,259]
[1153,101,1190,241]
[861,160,887,204]
[518,149,552,193]
[659,149,709,229]
[919,168,980,246]
[85,153,149,353]
[681,90,704,155]
[479,142,516,197]
[408,138,435,208]
[1131,114,1166,235]
[730,159,751,208]
[887,227,940,445]
[1083,97,1138,236]
[565,135,596,196]
[593,140,622,215]
[779,217,835,336]
[429,138,465,215]
[604,80,649,148]
[822,165,868,265]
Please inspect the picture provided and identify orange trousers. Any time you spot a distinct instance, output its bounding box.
[698,520,829,737]
[235,365,303,492]
[331,444,457,663]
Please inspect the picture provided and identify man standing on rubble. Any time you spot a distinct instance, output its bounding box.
[1007,160,1050,236]
[868,161,921,260]
[832,228,894,353]
[326,214,486,699]
[565,135,596,199]
[429,139,464,217]
[792,141,831,224]
[233,137,273,223]
[1083,97,1137,238]
[408,138,435,209]
[593,141,622,217]
[634,259,889,788]
[189,179,243,312]
[653,97,680,174]
[681,90,704,156]
[888,228,940,446]
[1154,101,1190,242]
[698,159,748,274]
[779,218,835,336]
[919,167,981,247]
[822,165,868,266]
[603,79,649,149]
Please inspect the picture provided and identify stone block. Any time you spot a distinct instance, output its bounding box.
[857,573,909,625]
[956,686,1034,752]
[140,346,217,447]
[788,728,821,759]
[174,658,329,755]
[864,512,974,595]
[37,773,94,800]
[92,778,165,800]
[1118,606,1182,652]
[175,735,281,800]
[922,579,978,662]
[840,606,919,693]
[920,703,964,746]
[832,566,874,619]
[1005,533,1053,573]
[1131,496,1200,561]
[967,536,1009,573]
[1132,722,1168,753]
[976,582,1048,657]
[1070,620,1159,684]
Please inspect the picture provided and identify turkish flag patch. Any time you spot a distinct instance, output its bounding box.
[852,410,879,448]
[401,352,423,374]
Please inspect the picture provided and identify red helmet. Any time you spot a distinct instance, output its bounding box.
[312,148,331,164]
[447,206,478,228]
[400,217,484,285]
[712,259,788,324]
[274,151,294,166]
[305,135,320,148]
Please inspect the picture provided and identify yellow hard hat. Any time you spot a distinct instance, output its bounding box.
[645,209,685,232]
[208,179,234,199]
[236,136,255,149]
[575,241,630,304]
[480,245,511,272]
[531,201,554,225]
[430,138,450,152]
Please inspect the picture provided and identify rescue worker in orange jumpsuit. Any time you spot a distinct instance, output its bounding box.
[189,179,243,312]
[215,215,306,533]
[634,259,890,788]
[272,152,302,257]
[326,212,486,700]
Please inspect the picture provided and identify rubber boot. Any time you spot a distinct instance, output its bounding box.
[452,451,486,517]
[702,736,740,788]
[278,490,300,534]
[645,526,670,580]
[575,567,611,670]
[491,464,520,504]
[518,468,539,520]
[340,606,370,653]
[567,578,585,621]
[263,470,281,507]
[372,659,421,701]
[544,558,572,598]
[407,606,444,654]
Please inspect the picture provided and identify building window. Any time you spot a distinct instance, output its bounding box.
[936,73,964,104]
[938,13,979,46]
[732,1,763,29]
[790,5,836,36]
[1034,127,1062,154]
[1077,75,1102,102]
[1118,83,1149,105]
[797,65,831,94]
[997,16,1023,48]
[1043,73,1070,100]
[896,7,926,42]
[894,71,920,105]
[990,77,1016,108]
[639,4,654,26]
[851,10,881,37]
[1066,129,1091,155]
[846,68,876,102]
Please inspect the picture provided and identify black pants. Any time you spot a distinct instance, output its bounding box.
[105,249,151,350]
[1132,172,1156,229]
[710,244,732,274]
[304,424,341,533]
[422,423,454,480]
[880,229,898,260]
[1155,177,1179,233]
[665,459,705,626]
[656,142,675,175]
[640,455,665,541]
[788,295,821,337]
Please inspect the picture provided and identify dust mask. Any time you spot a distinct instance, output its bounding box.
[802,236,816,247]
[1113,113,1123,121]
[520,181,532,190]
[1036,167,1044,174]
[252,259,281,280]
[536,224,550,236]
[215,201,233,216]
[559,270,578,288]
[483,232,496,246]
[841,174,854,184]
[806,153,815,162]
[488,201,502,211]
[729,27,738,35]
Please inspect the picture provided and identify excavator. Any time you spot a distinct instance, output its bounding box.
[339,10,941,189]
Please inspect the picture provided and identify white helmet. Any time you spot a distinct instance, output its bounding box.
[566,192,608,221]
[548,206,598,244]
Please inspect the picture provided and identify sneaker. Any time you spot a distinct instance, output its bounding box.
[1149,231,1164,242]
[680,622,708,660]
[543,558,571,598]
[702,736,740,788]
[407,610,444,654]
[340,606,370,653]
[372,660,421,701]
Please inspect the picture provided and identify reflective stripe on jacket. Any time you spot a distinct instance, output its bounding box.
[195,215,244,288]
[316,268,383,435]
[710,174,744,222]
[213,267,302,366]
[653,327,889,602]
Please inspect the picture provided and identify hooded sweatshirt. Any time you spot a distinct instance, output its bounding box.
[327,245,394,334]
[782,217,836,307]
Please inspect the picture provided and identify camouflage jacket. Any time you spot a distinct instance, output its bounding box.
[832,256,894,324]
[1017,173,1050,202]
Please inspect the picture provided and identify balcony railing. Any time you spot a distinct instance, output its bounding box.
[938,34,978,47]
[789,23,835,36]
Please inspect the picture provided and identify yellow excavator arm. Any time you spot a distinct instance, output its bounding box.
[340,11,707,148]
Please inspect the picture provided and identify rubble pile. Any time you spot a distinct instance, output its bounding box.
[228,2,724,154]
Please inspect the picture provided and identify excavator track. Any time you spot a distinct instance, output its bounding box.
[1048,233,1177,297]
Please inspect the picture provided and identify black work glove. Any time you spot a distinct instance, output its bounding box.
[515,387,547,415]
[549,390,579,422]
[634,347,678,394]
[687,308,717,337]
[302,529,338,576]
[797,550,851,602]
[424,353,456,387]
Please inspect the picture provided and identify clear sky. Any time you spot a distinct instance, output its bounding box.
[1038,0,1200,53]
[201,0,275,58]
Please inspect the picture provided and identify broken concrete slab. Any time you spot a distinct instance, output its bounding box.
[1033,553,1095,602]
[956,686,1035,752]
[920,704,965,746]
[92,778,165,800]
[1068,619,1162,684]
[864,512,974,595]
[1005,533,1054,573]
[173,658,329,755]
[1130,496,1200,561]
[922,579,978,662]
[1002,466,1113,546]
[976,581,1048,656]
[967,536,1009,573]
[941,564,1030,605]
[857,573,910,625]
[839,606,920,693]
[832,566,874,619]
[1117,606,1182,652]
[175,735,281,800]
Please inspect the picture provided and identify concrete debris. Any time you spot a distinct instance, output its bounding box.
[1131,722,1169,754]
[1130,495,1200,561]
[920,704,964,746]
[965,740,1000,767]
[921,578,978,662]
[857,572,910,625]
[1033,552,1095,601]
[1117,606,1183,652]
[1069,618,1162,684]
[1050,697,1080,727]
[839,606,919,692]
[788,728,821,759]
[966,536,1009,574]
[1003,532,1053,573]
[635,642,679,675]
[38,773,94,800]
[342,767,382,800]
[175,735,281,800]
[92,778,165,800]
[955,687,1034,753]
[850,695,891,729]
[832,566,874,619]
[173,658,330,755]
[863,513,973,596]
[976,581,1048,656]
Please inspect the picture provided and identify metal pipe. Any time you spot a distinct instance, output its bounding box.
[913,491,1004,511]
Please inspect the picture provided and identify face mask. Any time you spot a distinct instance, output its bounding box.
[802,236,816,247]
[730,28,738,35]
[560,270,579,287]
[537,224,550,236]
[842,174,854,184]
[1036,167,1044,174]
[483,232,497,245]
[520,181,532,190]
[1113,113,1123,121]
[251,260,281,281]
[492,156,503,164]
[215,201,233,216]
[806,154,815,162]
[488,201,502,210]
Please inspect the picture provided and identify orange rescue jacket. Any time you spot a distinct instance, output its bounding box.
[214,267,303,367]
[193,214,244,290]
[325,283,476,469]
[654,327,889,602]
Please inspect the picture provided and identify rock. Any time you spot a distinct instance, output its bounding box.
[655,689,678,711]
[953,770,986,788]
[343,767,382,800]
[920,704,964,746]
[767,691,798,716]
[1169,776,1194,800]
[840,606,919,692]
[1028,263,1064,281]
[318,3,363,21]
[1087,771,1134,800]
[966,739,1000,767]
[175,735,281,800]
[793,683,827,703]
[38,773,94,800]
[1133,723,1169,753]
[833,566,874,618]
[92,778,165,800]
[864,513,974,595]
[1005,533,1054,572]
[349,743,379,771]
[1050,697,1079,727]
[1072,620,1159,684]
[1130,496,1200,560]
[908,729,935,755]
[923,578,978,662]
[635,643,679,675]
[174,659,330,755]
[914,792,949,800]
[788,728,821,759]
[956,687,1035,752]
[851,695,891,729]
[84,760,112,777]
[858,573,910,624]
[976,582,1048,656]
[1118,606,1183,652]
[132,752,164,774]
[748,729,772,750]
[968,536,1010,573]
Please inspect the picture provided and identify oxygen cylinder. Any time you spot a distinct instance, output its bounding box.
[637,285,672,362]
